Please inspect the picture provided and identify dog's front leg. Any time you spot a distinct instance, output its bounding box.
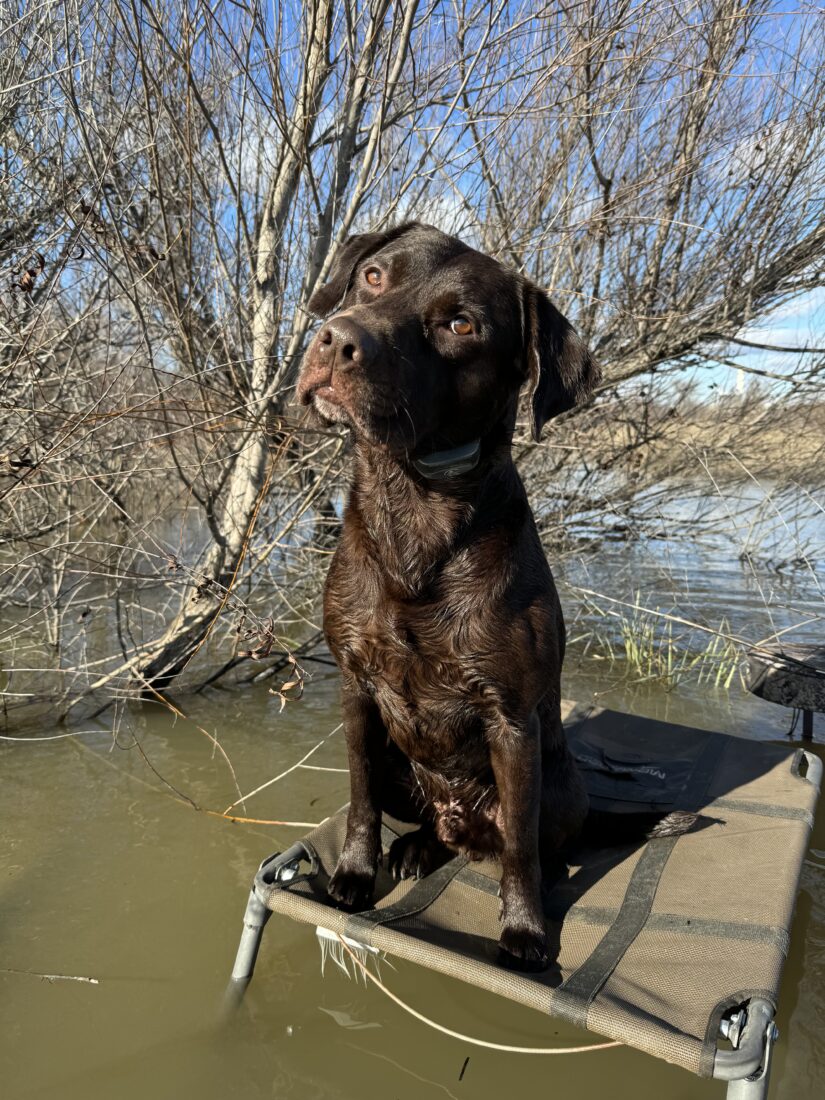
[489,711,548,971]
[328,681,385,911]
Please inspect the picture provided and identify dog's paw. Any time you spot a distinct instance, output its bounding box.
[497,925,549,972]
[327,865,375,912]
[388,829,448,881]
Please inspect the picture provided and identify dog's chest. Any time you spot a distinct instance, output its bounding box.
[335,599,493,760]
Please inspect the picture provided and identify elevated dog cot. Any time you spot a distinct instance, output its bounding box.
[227,704,822,1099]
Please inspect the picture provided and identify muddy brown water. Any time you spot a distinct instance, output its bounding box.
[1,659,824,1100]
[2,476,824,1099]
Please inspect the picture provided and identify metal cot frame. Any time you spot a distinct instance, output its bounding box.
[225,753,820,1100]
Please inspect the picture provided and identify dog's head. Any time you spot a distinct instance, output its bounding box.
[296,223,599,459]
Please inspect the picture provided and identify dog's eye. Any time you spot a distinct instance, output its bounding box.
[364,268,382,287]
[450,317,473,336]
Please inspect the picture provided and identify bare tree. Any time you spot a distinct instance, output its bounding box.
[1,0,823,726]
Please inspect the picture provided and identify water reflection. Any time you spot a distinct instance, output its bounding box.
[1,662,823,1099]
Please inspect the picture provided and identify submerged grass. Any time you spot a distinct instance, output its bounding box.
[572,593,744,692]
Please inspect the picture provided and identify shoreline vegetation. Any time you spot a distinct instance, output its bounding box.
[2,1,823,728]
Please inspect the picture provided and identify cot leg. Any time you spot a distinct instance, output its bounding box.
[724,1021,778,1100]
[802,709,813,741]
[224,888,271,1011]
[725,1069,770,1100]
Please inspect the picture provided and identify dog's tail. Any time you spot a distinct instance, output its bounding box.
[580,808,699,845]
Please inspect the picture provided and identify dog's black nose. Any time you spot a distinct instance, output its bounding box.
[318,316,379,373]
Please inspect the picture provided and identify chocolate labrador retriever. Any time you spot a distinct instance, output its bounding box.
[296,221,600,971]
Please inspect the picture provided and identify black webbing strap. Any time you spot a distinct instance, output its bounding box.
[558,835,677,1024]
[558,732,726,1025]
[345,854,469,942]
[457,865,500,897]
[709,797,814,826]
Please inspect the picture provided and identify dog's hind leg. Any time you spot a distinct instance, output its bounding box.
[379,739,427,821]
[537,700,589,904]
[538,698,589,847]
[387,827,450,880]
[538,742,589,852]
[379,741,452,880]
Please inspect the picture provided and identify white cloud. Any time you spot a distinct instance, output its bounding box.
[739,287,825,348]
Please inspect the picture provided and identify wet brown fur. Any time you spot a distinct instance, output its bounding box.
[296,223,600,969]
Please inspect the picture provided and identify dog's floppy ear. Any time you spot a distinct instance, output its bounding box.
[522,280,600,441]
[307,222,424,317]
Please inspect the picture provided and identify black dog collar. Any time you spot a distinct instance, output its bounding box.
[412,438,481,480]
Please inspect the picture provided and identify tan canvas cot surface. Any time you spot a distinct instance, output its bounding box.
[248,706,821,1079]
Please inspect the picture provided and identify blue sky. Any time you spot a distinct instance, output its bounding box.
[715,286,825,394]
